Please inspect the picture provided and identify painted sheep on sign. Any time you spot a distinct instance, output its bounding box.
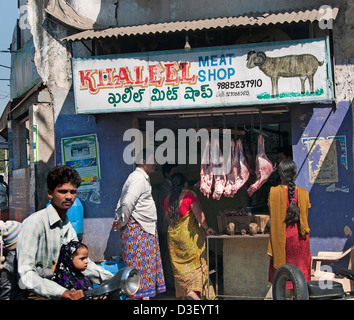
[246,51,324,97]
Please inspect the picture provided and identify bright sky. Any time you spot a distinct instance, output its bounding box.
[0,1,20,115]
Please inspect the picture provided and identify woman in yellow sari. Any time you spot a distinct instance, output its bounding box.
[164,173,216,300]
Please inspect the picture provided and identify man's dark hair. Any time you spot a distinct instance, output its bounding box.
[162,163,177,177]
[135,148,155,165]
[47,165,82,191]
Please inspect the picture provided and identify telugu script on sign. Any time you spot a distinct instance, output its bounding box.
[72,38,331,114]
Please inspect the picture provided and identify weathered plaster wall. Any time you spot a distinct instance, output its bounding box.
[332,0,354,102]
[27,1,72,93]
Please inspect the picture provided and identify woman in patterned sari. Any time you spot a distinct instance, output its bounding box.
[164,173,216,300]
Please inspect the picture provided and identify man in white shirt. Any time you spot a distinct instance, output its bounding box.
[113,149,166,298]
[114,160,157,234]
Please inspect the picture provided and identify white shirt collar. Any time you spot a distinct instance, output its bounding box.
[135,167,150,180]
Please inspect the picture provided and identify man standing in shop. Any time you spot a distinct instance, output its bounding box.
[113,149,166,299]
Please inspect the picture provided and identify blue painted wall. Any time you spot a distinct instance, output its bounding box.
[54,110,134,259]
[292,100,353,256]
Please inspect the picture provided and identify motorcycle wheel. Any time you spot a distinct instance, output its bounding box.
[272,264,309,300]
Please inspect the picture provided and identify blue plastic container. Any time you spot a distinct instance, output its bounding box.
[99,260,124,274]
[66,198,84,240]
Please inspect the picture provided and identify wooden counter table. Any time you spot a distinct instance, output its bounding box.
[207,234,271,299]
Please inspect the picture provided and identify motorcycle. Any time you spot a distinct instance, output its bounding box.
[83,267,140,300]
[272,264,354,300]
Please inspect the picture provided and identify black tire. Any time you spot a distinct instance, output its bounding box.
[272,264,309,300]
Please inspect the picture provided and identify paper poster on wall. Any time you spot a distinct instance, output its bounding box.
[302,137,339,184]
[61,134,101,189]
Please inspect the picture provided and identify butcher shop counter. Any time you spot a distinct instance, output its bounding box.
[207,233,271,299]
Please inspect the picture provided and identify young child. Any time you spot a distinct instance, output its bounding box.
[52,240,93,291]
[0,220,21,300]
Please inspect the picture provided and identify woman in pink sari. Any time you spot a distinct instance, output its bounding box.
[164,173,216,300]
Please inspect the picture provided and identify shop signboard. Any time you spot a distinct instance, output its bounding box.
[72,37,333,114]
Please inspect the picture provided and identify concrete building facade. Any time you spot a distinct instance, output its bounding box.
[3,0,353,265]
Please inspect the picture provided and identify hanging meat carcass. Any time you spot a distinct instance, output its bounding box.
[223,140,236,198]
[199,139,213,198]
[211,139,227,200]
[232,138,250,195]
[243,141,256,185]
[247,134,276,197]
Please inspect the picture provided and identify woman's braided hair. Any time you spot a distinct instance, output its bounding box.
[278,160,300,224]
